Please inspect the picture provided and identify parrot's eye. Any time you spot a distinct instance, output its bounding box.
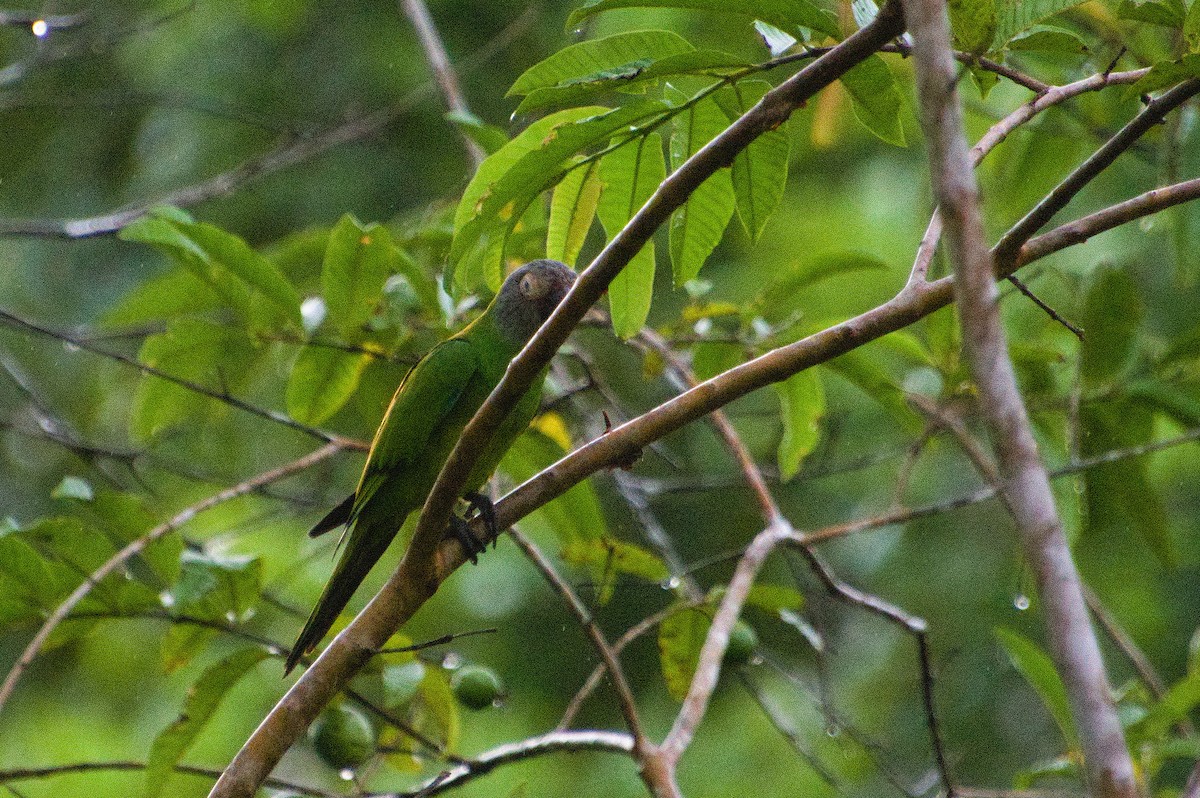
[519,273,546,299]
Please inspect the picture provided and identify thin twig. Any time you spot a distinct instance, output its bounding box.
[0,442,344,717]
[398,0,486,167]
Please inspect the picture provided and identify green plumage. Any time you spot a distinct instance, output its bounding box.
[286,260,575,674]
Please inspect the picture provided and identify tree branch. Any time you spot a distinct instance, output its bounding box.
[398,0,486,167]
[387,730,634,797]
[905,0,1137,795]
[206,9,909,795]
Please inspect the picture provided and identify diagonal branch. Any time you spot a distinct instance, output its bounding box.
[398,0,486,167]
[205,9,909,796]
[904,0,1137,796]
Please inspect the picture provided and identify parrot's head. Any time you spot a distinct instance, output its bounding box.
[493,259,577,344]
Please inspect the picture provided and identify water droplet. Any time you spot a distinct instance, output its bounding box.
[31,19,48,37]
[750,654,764,666]
[1139,217,1154,232]
[1014,594,1030,611]
[338,768,355,781]
[825,723,840,737]
[661,576,681,591]
[159,591,175,608]
[442,652,462,669]
[63,341,79,353]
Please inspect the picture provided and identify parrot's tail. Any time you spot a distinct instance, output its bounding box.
[284,518,396,675]
[309,493,355,537]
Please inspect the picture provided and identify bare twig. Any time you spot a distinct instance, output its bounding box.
[398,0,486,166]
[392,730,634,797]
[993,78,1200,267]
[0,442,344,717]
[905,1,1137,795]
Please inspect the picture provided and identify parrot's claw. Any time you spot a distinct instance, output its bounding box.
[464,491,499,549]
[448,515,486,565]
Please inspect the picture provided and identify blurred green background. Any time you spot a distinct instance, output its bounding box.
[1,1,1199,796]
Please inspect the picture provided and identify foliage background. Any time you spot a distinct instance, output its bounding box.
[0,0,1198,796]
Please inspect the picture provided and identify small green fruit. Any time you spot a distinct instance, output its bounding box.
[723,620,758,665]
[309,704,376,770]
[451,665,504,710]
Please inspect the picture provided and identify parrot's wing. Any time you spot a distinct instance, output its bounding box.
[349,338,480,520]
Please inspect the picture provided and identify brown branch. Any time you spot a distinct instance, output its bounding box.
[0,442,344,717]
[204,10,909,796]
[905,1,1137,796]
[993,78,1200,267]
[907,66,1150,286]
[398,0,486,167]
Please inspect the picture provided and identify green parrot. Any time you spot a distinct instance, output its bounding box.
[285,259,576,674]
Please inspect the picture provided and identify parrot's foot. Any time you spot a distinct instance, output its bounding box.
[464,492,499,548]
[448,515,487,565]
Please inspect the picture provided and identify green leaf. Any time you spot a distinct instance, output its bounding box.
[144,647,268,798]
[824,350,920,430]
[717,81,789,242]
[1184,0,1200,43]
[1080,402,1174,566]
[547,160,603,266]
[103,267,221,328]
[445,110,509,154]
[1115,0,1185,27]
[709,583,805,614]
[130,319,260,441]
[774,369,825,480]
[382,661,427,710]
[668,89,735,285]
[0,527,64,615]
[1127,54,1200,97]
[52,476,94,502]
[597,133,666,337]
[120,211,302,330]
[321,214,397,336]
[452,103,667,293]
[561,537,670,603]
[286,346,372,426]
[759,252,888,322]
[171,551,261,623]
[500,423,606,547]
[1006,24,1089,53]
[509,30,694,96]
[1080,266,1142,389]
[658,603,712,700]
[416,667,460,750]
[1131,670,1200,743]
[566,0,840,41]
[840,55,906,146]
[949,0,997,54]
[995,628,1079,748]
[994,0,1096,45]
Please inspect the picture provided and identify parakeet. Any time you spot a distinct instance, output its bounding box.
[285,259,576,674]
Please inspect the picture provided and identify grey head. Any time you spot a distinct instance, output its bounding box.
[491,259,577,345]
